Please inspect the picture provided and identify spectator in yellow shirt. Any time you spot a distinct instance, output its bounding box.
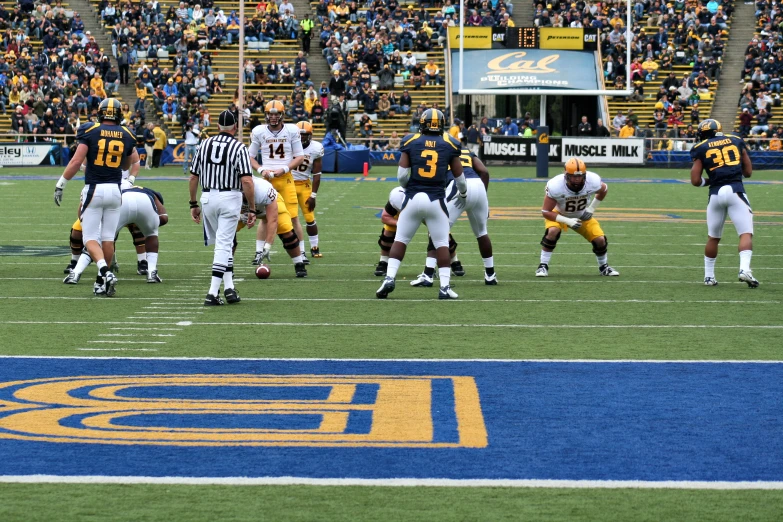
[619,120,636,138]
[90,73,107,99]
[642,57,659,80]
[424,59,441,85]
[152,124,168,168]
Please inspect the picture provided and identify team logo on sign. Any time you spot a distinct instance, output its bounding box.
[486,52,559,74]
[0,374,488,447]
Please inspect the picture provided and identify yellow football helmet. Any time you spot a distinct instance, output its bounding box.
[564,157,587,192]
[296,120,313,148]
[265,100,285,127]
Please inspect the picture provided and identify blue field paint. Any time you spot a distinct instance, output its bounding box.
[0,357,781,482]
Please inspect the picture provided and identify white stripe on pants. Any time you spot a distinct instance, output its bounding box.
[80,183,122,242]
[707,185,754,239]
[202,190,242,268]
[394,192,450,248]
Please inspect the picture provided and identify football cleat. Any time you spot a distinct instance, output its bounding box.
[63,270,81,284]
[451,260,465,276]
[64,260,77,274]
[253,251,263,265]
[204,293,224,306]
[302,252,310,265]
[535,263,549,277]
[104,271,118,297]
[146,271,162,283]
[485,273,498,285]
[376,276,396,299]
[224,288,241,304]
[599,264,620,277]
[704,277,719,286]
[310,246,322,258]
[93,282,106,296]
[738,270,759,288]
[438,285,458,299]
[374,260,388,276]
[295,262,308,278]
[137,259,149,275]
[410,273,434,287]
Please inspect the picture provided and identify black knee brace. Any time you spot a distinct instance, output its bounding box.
[280,231,299,251]
[378,228,394,250]
[592,236,608,257]
[540,229,561,250]
[448,234,458,256]
[69,228,83,254]
[128,224,146,247]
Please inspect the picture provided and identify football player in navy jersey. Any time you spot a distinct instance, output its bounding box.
[54,98,139,297]
[376,108,465,300]
[411,148,496,286]
[690,119,758,287]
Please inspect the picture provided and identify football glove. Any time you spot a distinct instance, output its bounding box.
[556,214,582,229]
[581,198,602,222]
[453,191,468,209]
[54,187,63,206]
[259,243,272,262]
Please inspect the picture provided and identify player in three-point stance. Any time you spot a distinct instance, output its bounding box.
[291,121,324,259]
[248,100,306,271]
[376,108,465,299]
[536,158,619,278]
[54,98,139,297]
[410,148,496,286]
[690,119,758,287]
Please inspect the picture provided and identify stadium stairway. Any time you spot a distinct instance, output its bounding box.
[711,1,757,128]
[67,0,137,113]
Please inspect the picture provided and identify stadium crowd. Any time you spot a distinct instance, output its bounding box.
[733,0,783,148]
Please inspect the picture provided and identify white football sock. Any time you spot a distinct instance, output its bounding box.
[146,252,158,274]
[596,254,608,266]
[386,258,401,278]
[482,256,494,268]
[425,257,437,269]
[540,250,553,265]
[209,276,222,296]
[309,234,319,248]
[704,256,716,278]
[438,267,451,287]
[292,255,304,264]
[256,240,266,252]
[450,254,459,262]
[299,240,305,253]
[739,250,752,272]
[380,255,389,262]
[96,259,107,271]
[137,253,147,262]
[222,256,234,289]
[74,253,92,276]
[71,254,79,262]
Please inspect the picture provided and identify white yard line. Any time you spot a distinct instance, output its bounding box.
[0,475,780,489]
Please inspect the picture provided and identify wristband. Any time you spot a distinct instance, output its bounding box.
[310,192,317,198]
[699,178,710,187]
[56,176,68,189]
[189,200,199,208]
[282,165,290,174]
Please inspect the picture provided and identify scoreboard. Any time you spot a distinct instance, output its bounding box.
[498,27,598,51]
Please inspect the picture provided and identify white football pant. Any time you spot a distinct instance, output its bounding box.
[707,185,754,239]
[447,178,489,238]
[115,191,160,238]
[394,192,450,248]
[202,190,242,267]
[80,183,122,242]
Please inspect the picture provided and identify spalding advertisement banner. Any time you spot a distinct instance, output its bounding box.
[0,143,61,166]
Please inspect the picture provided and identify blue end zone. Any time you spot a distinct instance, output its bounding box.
[0,357,781,482]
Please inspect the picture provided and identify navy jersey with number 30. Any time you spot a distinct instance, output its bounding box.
[77,122,137,184]
[690,133,747,195]
[400,132,461,199]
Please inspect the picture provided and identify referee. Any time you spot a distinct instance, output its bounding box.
[189,110,256,305]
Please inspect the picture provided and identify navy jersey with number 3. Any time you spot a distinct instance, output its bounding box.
[77,122,137,184]
[400,132,461,198]
[690,133,747,195]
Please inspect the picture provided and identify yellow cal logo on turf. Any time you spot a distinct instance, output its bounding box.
[0,374,487,448]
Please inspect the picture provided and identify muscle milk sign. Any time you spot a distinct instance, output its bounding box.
[561,138,645,164]
[481,136,562,162]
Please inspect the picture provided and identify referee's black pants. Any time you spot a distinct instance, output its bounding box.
[152,149,163,168]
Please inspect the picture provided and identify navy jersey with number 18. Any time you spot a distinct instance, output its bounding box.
[400,132,461,199]
[77,122,137,185]
[690,133,747,195]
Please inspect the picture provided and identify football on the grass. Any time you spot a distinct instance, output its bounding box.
[255,265,271,279]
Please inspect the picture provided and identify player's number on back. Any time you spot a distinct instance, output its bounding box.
[94,139,123,168]
[269,144,285,159]
[564,199,588,212]
[705,144,740,171]
[419,150,439,178]
[459,153,471,168]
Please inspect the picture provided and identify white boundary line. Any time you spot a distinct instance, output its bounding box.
[0,355,780,363]
[0,475,780,489]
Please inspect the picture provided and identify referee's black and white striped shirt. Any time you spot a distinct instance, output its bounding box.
[190,133,252,190]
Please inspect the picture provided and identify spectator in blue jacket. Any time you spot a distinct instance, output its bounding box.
[501,117,518,136]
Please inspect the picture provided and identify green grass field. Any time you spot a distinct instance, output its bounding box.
[0,165,781,521]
